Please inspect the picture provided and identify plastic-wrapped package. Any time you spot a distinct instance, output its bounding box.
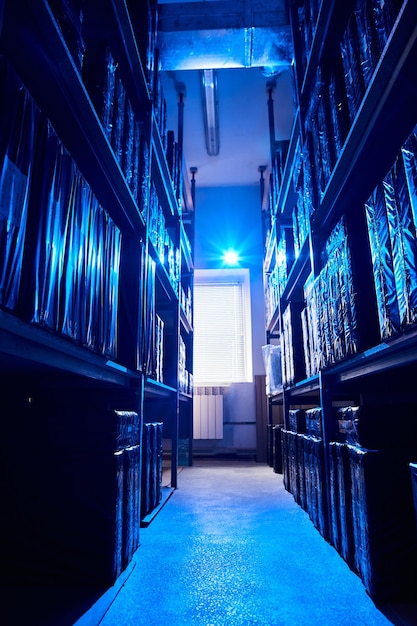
[383,165,417,329]
[365,182,400,339]
[329,442,354,565]
[82,42,117,143]
[281,428,289,491]
[373,0,403,54]
[48,0,85,69]
[338,404,417,449]
[402,126,417,228]
[317,94,333,191]
[123,444,141,568]
[123,97,135,190]
[347,444,417,601]
[59,168,84,341]
[112,72,126,167]
[31,125,74,331]
[327,59,350,157]
[288,408,305,433]
[0,63,41,312]
[102,210,122,357]
[261,343,283,396]
[354,0,379,88]
[281,305,295,386]
[340,13,365,122]
[303,435,327,538]
[296,3,311,76]
[302,273,320,376]
[286,430,299,502]
[305,406,322,437]
[296,433,306,509]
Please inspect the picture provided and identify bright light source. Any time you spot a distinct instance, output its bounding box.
[223,250,239,265]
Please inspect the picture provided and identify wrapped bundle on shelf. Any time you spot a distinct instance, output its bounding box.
[281,305,295,386]
[0,63,41,313]
[295,0,320,75]
[304,68,333,203]
[292,154,312,258]
[126,0,158,96]
[337,404,417,450]
[373,0,403,54]
[1,399,142,585]
[286,429,300,503]
[383,159,417,329]
[327,58,350,157]
[353,0,380,88]
[302,435,327,538]
[288,408,305,433]
[281,428,290,491]
[48,0,85,69]
[261,343,283,396]
[114,410,141,451]
[141,422,152,518]
[142,255,156,375]
[112,73,126,168]
[305,406,322,437]
[365,182,400,339]
[301,273,320,377]
[53,165,121,357]
[123,444,141,568]
[82,42,117,144]
[340,12,365,122]
[328,441,354,566]
[296,2,313,76]
[347,445,417,601]
[402,125,417,227]
[31,124,74,331]
[276,231,287,297]
[155,313,164,382]
[141,421,163,518]
[296,432,306,510]
[150,421,163,508]
[310,217,358,368]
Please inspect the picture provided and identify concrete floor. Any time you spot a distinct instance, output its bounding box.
[75,458,417,626]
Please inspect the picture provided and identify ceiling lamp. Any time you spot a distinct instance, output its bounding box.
[200,69,220,156]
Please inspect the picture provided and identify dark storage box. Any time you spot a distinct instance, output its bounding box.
[347,445,417,601]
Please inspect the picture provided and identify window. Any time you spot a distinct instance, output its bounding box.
[193,269,253,385]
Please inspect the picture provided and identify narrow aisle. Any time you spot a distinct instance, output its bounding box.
[97,459,394,626]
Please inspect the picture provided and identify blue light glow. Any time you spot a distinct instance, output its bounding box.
[223,250,239,265]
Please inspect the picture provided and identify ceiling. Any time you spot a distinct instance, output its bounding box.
[157,0,295,189]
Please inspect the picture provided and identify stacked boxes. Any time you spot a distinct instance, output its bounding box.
[327,405,417,600]
[1,401,141,585]
[282,407,328,540]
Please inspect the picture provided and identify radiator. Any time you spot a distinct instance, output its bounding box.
[193,387,224,439]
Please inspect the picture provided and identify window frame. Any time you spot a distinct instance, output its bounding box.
[193,268,253,386]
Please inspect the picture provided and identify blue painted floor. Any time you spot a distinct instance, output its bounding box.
[76,458,417,626]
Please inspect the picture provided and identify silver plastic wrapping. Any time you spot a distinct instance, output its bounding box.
[32,125,74,331]
[302,218,358,372]
[281,304,295,386]
[354,0,379,88]
[327,60,349,157]
[365,182,400,339]
[0,63,40,312]
[372,0,403,54]
[383,162,417,329]
[340,12,365,122]
[302,272,320,377]
[402,126,417,227]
